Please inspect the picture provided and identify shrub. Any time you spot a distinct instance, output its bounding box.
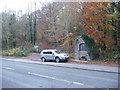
[93,51,120,62]
[16,46,41,57]
[2,48,21,56]
[2,46,41,57]
[82,34,96,59]
[16,49,30,57]
[29,46,41,53]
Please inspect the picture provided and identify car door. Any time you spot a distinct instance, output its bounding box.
[47,51,52,60]
[43,51,55,60]
[50,51,55,60]
[43,52,48,60]
[47,51,55,60]
[44,51,51,60]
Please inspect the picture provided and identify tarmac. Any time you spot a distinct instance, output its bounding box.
[1,58,119,74]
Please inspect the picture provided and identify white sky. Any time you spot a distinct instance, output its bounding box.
[0,0,52,13]
[0,0,118,14]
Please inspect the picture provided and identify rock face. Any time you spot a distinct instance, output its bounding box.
[74,36,90,61]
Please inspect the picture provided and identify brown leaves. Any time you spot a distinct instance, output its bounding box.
[81,2,110,30]
[86,29,115,53]
[81,2,116,54]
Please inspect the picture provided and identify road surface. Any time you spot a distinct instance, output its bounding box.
[1,59,119,88]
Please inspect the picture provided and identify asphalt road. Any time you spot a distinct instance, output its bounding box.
[1,59,119,88]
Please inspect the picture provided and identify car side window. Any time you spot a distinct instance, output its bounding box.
[43,52,47,54]
[43,51,52,54]
[47,51,52,54]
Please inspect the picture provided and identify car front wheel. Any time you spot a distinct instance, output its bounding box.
[55,57,60,63]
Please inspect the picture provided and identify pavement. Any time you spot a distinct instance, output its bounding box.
[2,59,119,88]
[1,58,119,74]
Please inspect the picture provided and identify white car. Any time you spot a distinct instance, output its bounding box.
[40,49,69,62]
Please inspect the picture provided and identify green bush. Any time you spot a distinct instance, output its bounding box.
[16,46,41,57]
[16,47,32,57]
[16,49,30,57]
[94,51,120,62]
[30,46,41,53]
[82,34,96,59]
[2,46,41,57]
[2,48,21,56]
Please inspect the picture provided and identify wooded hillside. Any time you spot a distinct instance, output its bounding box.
[1,2,120,61]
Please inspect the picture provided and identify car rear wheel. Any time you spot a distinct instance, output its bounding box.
[80,56,87,61]
[41,57,46,62]
[55,57,60,63]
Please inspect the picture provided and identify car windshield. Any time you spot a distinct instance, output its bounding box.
[55,50,61,54]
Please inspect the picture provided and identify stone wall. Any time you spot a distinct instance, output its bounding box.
[74,37,91,61]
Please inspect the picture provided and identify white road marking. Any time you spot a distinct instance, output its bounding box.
[73,81,84,85]
[24,65,117,82]
[3,63,117,82]
[28,72,84,86]
[3,67,15,70]
[2,63,117,82]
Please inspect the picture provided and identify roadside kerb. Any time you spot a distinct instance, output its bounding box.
[1,58,119,74]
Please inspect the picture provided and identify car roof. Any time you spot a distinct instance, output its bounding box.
[42,49,57,52]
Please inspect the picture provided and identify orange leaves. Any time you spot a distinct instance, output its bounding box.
[102,24,116,31]
[60,40,68,47]
[86,30,104,44]
[60,37,75,47]
[58,33,74,41]
[82,2,107,15]
[86,29,114,51]
[81,2,108,28]
[59,32,75,47]
[81,2,116,53]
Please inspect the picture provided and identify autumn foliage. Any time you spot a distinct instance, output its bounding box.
[2,2,119,61]
[81,2,117,55]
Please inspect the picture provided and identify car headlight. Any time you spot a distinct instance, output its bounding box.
[60,56,65,58]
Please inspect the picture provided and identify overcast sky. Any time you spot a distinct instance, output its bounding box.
[0,0,118,13]
[0,0,52,14]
